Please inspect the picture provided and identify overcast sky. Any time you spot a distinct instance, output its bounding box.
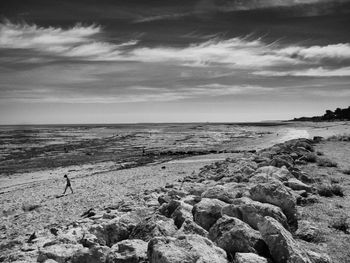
[0,0,350,124]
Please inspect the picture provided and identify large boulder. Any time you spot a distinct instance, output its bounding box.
[209,215,269,258]
[221,197,289,231]
[249,181,297,227]
[37,243,83,263]
[89,212,141,246]
[285,178,312,192]
[129,214,177,241]
[148,234,228,263]
[177,219,209,238]
[71,245,110,263]
[192,198,226,230]
[201,185,237,203]
[258,217,311,263]
[234,253,269,263]
[106,239,147,263]
[253,166,293,182]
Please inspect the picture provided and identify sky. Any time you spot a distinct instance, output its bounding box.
[0,0,350,124]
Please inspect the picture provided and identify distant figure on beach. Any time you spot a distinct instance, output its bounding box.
[63,174,74,195]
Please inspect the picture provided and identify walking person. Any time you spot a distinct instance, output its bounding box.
[63,174,74,195]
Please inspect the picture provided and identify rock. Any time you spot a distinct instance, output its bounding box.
[192,198,226,230]
[299,195,319,206]
[234,253,269,263]
[285,178,312,192]
[295,221,322,242]
[81,232,101,248]
[89,212,141,246]
[182,195,201,206]
[306,251,332,263]
[253,166,293,182]
[106,239,147,263]
[185,183,211,196]
[201,185,236,203]
[270,155,293,168]
[158,194,172,205]
[167,189,188,198]
[71,245,110,263]
[148,234,227,263]
[37,243,83,263]
[178,219,209,238]
[221,197,289,231]
[258,216,311,263]
[209,215,269,258]
[171,202,193,228]
[158,200,181,217]
[130,214,177,241]
[249,181,297,228]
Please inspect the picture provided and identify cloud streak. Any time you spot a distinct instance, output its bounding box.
[1,21,350,70]
[255,66,350,77]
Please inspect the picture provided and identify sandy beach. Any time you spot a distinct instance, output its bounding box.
[1,121,350,262]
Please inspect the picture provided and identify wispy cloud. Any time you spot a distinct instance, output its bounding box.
[0,83,272,104]
[255,66,350,77]
[1,21,350,70]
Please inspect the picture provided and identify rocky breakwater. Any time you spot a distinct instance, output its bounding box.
[9,138,332,263]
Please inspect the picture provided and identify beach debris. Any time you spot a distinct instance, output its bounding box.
[50,228,59,236]
[81,208,96,218]
[22,203,41,212]
[27,232,37,243]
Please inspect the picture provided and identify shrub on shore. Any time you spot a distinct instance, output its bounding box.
[317,157,338,167]
[317,184,344,197]
[330,215,349,234]
[342,169,350,175]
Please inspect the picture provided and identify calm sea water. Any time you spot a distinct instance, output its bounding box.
[0,122,284,175]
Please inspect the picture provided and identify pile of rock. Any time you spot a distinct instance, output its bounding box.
[11,138,331,263]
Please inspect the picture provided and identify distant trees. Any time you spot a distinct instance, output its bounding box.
[293,106,350,121]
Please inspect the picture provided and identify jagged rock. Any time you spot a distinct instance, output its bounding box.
[295,221,321,242]
[37,243,84,263]
[171,201,193,228]
[192,198,226,230]
[201,185,237,203]
[234,253,269,263]
[253,166,293,182]
[158,194,173,205]
[285,178,312,192]
[221,197,289,230]
[71,245,110,263]
[270,155,293,168]
[89,212,141,246]
[258,216,311,263]
[106,239,147,263]
[185,183,213,196]
[178,219,209,238]
[209,215,269,258]
[148,234,227,263]
[249,181,297,227]
[158,200,181,217]
[181,195,201,206]
[306,251,332,263]
[81,232,101,248]
[129,214,177,242]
